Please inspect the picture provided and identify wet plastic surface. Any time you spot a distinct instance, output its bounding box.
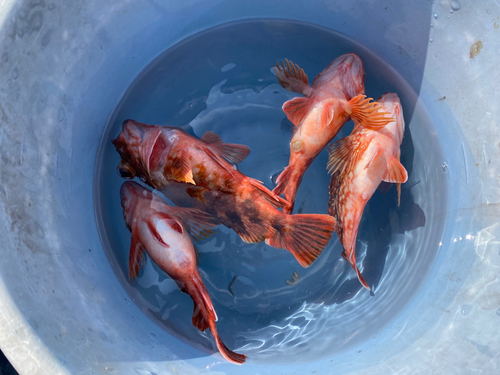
[0,0,499,374]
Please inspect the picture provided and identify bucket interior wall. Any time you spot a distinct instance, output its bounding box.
[0,0,499,374]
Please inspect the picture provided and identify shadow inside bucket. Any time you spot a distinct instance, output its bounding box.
[94,15,444,364]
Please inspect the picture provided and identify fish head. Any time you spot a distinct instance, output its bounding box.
[314,53,365,99]
[112,120,172,187]
[120,181,153,226]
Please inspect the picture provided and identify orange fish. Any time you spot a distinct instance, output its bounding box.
[113,120,336,268]
[272,53,394,214]
[327,93,408,289]
[120,181,246,364]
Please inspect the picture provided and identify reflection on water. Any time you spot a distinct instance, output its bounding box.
[95,19,447,364]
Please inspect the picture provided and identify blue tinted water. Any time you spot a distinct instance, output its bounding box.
[94,19,447,364]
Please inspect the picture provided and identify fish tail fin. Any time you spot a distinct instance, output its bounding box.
[346,94,394,130]
[186,273,246,364]
[266,214,336,267]
[273,59,313,96]
[208,319,247,365]
[341,250,370,290]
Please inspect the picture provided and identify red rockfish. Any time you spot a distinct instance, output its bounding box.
[272,53,394,214]
[120,181,246,364]
[113,121,336,268]
[327,93,408,290]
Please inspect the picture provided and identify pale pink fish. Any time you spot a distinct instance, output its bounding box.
[327,93,408,290]
[120,181,246,364]
[272,53,394,214]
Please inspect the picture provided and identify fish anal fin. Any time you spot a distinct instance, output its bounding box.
[273,59,313,96]
[201,131,251,164]
[248,178,288,208]
[272,165,293,197]
[397,183,401,207]
[327,135,358,175]
[346,94,394,130]
[382,155,408,184]
[282,97,314,126]
[192,304,209,332]
[265,214,336,268]
[129,226,147,280]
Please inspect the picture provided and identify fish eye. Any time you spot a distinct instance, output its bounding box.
[118,168,134,179]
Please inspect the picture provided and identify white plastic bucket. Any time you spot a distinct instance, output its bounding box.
[0,1,498,374]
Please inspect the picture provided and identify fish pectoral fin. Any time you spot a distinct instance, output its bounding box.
[201,131,251,164]
[177,150,196,185]
[327,135,358,174]
[273,59,313,96]
[163,206,217,240]
[282,97,314,126]
[382,154,408,184]
[129,225,147,281]
[346,94,394,130]
[365,147,384,170]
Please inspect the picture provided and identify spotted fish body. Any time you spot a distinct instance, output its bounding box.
[113,120,336,268]
[328,93,408,289]
[272,54,394,214]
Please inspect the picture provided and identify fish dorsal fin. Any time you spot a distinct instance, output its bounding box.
[328,170,342,220]
[201,146,236,179]
[273,59,313,96]
[248,177,288,209]
[327,135,358,175]
[201,131,251,164]
[129,225,147,280]
[161,206,217,240]
[346,95,394,130]
[282,97,314,126]
[382,154,408,184]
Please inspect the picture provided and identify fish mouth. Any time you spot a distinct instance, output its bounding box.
[120,181,148,211]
